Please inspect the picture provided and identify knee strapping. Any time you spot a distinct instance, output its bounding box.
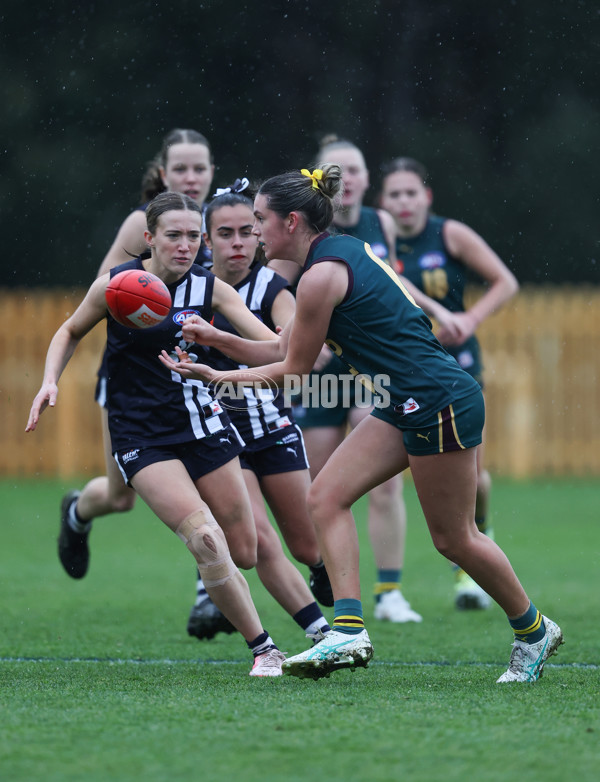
[176,510,237,588]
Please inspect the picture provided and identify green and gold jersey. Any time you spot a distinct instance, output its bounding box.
[303,233,480,425]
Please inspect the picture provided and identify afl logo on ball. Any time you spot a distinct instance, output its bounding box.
[173,309,200,325]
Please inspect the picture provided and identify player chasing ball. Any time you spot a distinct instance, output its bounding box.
[56,128,216,588]
[26,191,289,677]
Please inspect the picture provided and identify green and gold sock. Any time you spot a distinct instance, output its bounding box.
[332,598,364,635]
[374,568,401,603]
[509,602,546,644]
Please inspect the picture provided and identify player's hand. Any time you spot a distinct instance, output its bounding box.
[158,350,217,382]
[437,311,478,346]
[181,316,216,345]
[25,383,58,432]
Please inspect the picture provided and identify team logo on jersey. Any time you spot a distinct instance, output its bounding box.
[394,397,421,416]
[457,350,475,369]
[269,415,291,430]
[173,309,201,325]
[419,252,446,270]
[369,242,388,260]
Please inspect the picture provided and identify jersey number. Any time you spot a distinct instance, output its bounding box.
[422,268,449,300]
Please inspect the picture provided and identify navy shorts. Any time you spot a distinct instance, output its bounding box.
[239,424,309,478]
[113,423,245,485]
[371,390,485,456]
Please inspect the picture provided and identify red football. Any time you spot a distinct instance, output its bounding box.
[105,269,172,329]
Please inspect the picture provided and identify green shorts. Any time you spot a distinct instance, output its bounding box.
[371,389,485,456]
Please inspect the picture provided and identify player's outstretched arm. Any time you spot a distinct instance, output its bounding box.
[178,278,286,368]
[25,324,82,432]
[26,278,109,432]
[164,259,343,387]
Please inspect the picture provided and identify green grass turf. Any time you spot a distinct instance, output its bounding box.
[0,477,598,782]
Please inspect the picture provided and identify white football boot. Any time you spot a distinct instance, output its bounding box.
[249,648,286,677]
[282,629,373,680]
[374,589,423,623]
[497,617,564,683]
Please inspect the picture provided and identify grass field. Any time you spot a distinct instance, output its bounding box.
[1,477,598,782]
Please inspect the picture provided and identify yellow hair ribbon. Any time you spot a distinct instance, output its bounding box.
[301,168,323,189]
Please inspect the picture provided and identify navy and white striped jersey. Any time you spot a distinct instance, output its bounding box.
[207,263,295,448]
[96,214,212,396]
[105,258,231,451]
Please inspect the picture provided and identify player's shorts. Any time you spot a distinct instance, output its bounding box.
[444,336,484,389]
[371,389,485,456]
[239,424,309,478]
[113,423,244,485]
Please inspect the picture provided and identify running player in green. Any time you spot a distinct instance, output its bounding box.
[161,165,563,684]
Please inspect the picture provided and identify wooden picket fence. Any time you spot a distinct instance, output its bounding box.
[1,286,599,479]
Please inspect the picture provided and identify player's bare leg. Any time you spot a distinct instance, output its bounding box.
[307,416,409,600]
[260,468,333,606]
[241,469,316,614]
[132,459,263,640]
[409,448,529,617]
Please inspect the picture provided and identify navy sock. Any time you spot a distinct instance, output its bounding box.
[247,631,278,657]
[475,515,493,537]
[67,499,92,533]
[292,602,329,633]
